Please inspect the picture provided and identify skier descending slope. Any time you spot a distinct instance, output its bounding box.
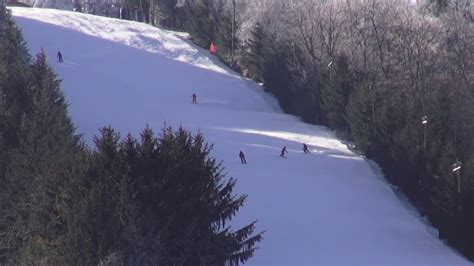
[192,93,197,104]
[57,51,63,63]
[303,143,310,154]
[239,150,247,164]
[280,146,288,158]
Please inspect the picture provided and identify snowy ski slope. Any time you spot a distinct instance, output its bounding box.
[11,7,472,265]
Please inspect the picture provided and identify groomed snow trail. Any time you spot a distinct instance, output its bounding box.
[12,7,472,265]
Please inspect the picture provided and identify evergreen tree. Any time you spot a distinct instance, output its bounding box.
[261,41,294,113]
[3,51,80,264]
[321,55,353,134]
[0,7,32,148]
[385,93,424,192]
[428,140,460,236]
[0,9,34,263]
[62,126,264,265]
[345,81,376,156]
[124,126,264,265]
[183,1,238,66]
[455,191,474,258]
[184,2,214,48]
[213,10,237,64]
[0,13,88,264]
[154,127,262,265]
[244,22,268,82]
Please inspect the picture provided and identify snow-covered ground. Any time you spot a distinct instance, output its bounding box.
[11,7,472,265]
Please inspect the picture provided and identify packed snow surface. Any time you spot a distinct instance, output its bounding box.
[12,7,472,265]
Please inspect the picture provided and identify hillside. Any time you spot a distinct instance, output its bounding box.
[11,7,471,265]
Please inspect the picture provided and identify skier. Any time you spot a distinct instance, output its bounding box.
[303,143,310,154]
[239,150,247,164]
[57,51,63,63]
[280,146,288,158]
[192,93,197,104]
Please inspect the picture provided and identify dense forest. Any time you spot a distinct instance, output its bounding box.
[0,7,262,265]
[88,0,474,260]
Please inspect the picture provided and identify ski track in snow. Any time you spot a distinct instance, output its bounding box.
[11,7,472,265]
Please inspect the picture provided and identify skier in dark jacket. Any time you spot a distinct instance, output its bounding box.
[280,146,288,158]
[239,150,247,164]
[303,143,310,154]
[192,93,197,104]
[57,51,63,63]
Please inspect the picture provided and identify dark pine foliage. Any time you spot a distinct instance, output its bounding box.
[243,22,268,83]
[71,127,263,265]
[0,9,83,264]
